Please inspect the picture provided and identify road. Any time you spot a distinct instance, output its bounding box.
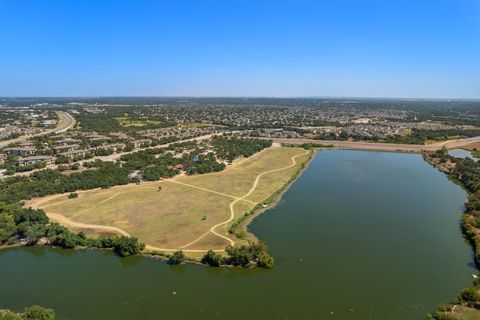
[0,133,214,179]
[89,133,214,163]
[0,111,76,149]
[266,135,480,153]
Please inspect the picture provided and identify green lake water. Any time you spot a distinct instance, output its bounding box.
[0,150,475,319]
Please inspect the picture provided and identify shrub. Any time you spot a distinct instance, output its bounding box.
[168,250,185,265]
[113,236,145,257]
[21,305,55,320]
[459,287,480,303]
[67,192,78,199]
[201,250,222,267]
[257,252,275,268]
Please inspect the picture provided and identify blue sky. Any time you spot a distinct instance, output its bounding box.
[0,0,479,98]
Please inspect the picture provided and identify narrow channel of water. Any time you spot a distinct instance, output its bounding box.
[0,150,474,319]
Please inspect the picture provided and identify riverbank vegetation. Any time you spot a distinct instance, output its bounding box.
[198,242,275,268]
[0,202,144,256]
[0,305,55,320]
[26,147,309,251]
[424,149,480,319]
[1,141,306,270]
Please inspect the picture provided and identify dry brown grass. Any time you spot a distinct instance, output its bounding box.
[27,146,311,251]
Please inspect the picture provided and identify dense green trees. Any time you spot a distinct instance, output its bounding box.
[0,203,145,257]
[212,136,272,162]
[0,213,16,243]
[427,152,480,318]
[224,242,274,268]
[182,152,225,175]
[0,162,130,204]
[201,250,222,267]
[113,237,145,257]
[168,250,185,265]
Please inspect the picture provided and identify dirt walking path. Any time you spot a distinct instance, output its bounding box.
[184,148,310,249]
[30,148,310,253]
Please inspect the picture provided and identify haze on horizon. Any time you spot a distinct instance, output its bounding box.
[0,0,479,99]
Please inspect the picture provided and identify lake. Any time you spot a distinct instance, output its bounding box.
[0,150,475,319]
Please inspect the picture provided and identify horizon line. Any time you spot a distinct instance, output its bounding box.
[0,95,479,101]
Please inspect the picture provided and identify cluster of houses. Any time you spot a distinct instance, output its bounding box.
[137,126,218,141]
[0,127,206,171]
[0,141,53,166]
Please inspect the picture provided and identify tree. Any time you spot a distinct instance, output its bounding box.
[257,252,274,268]
[168,250,185,265]
[21,223,46,245]
[21,305,55,320]
[0,310,22,320]
[13,208,48,225]
[0,213,16,243]
[67,192,78,199]
[459,287,480,303]
[113,236,144,257]
[201,250,222,267]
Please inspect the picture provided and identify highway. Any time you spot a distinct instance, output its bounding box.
[0,111,75,149]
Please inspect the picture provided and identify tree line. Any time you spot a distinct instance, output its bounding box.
[0,202,144,257]
[164,241,274,269]
[426,149,480,319]
[212,136,272,162]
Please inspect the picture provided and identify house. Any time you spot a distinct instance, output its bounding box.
[96,143,125,152]
[109,132,129,140]
[3,147,36,156]
[54,138,81,145]
[19,141,36,149]
[58,149,90,159]
[175,163,185,170]
[132,139,152,148]
[53,144,80,154]
[16,156,53,166]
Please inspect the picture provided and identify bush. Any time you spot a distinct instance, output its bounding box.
[67,192,78,199]
[459,287,480,303]
[168,250,185,265]
[21,306,55,320]
[201,250,222,267]
[113,236,145,257]
[257,252,275,268]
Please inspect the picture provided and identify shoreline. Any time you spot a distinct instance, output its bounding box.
[423,151,480,319]
[239,148,316,243]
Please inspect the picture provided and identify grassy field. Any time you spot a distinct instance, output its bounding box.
[116,116,161,127]
[27,146,311,251]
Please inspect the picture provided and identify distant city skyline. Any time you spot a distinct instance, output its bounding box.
[0,0,479,98]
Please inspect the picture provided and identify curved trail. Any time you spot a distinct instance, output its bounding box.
[186,148,310,249]
[47,211,225,253]
[40,148,310,253]
[47,213,130,236]
[164,180,256,204]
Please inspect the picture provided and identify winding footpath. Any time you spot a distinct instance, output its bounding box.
[205,149,310,248]
[42,148,310,253]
